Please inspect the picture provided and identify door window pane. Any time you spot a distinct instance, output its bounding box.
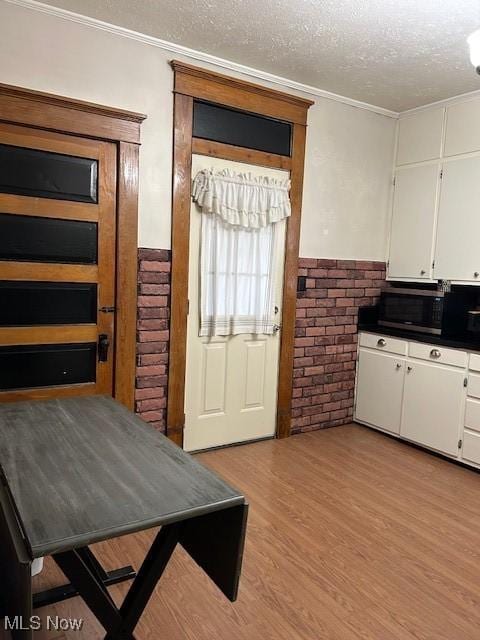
[0,282,97,326]
[0,144,98,203]
[193,101,292,156]
[0,213,97,264]
[0,343,96,390]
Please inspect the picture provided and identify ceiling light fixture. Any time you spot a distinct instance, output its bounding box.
[468,29,480,74]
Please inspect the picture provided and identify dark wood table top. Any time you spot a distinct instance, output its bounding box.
[0,396,244,558]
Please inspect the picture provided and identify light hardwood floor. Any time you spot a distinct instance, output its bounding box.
[3,423,480,639]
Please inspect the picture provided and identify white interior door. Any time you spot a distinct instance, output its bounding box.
[184,155,288,451]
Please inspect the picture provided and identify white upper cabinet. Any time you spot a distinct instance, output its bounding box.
[435,156,480,282]
[444,98,480,157]
[388,163,439,280]
[396,108,444,166]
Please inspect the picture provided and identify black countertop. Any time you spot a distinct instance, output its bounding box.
[358,323,480,354]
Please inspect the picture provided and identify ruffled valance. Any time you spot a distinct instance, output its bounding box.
[192,168,291,228]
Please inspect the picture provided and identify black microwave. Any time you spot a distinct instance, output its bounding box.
[378,288,444,335]
[378,288,476,336]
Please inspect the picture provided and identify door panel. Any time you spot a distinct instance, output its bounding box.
[184,155,287,451]
[396,109,444,165]
[0,281,97,326]
[201,342,227,415]
[435,156,480,281]
[0,213,98,263]
[244,340,267,409]
[0,143,98,203]
[0,343,97,390]
[0,122,116,401]
[400,361,463,456]
[388,163,439,280]
[355,349,405,434]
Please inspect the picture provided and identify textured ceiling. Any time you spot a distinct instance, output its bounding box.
[39,0,480,111]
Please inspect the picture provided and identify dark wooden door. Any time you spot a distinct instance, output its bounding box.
[0,122,117,401]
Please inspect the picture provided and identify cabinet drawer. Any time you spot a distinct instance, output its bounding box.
[359,333,407,355]
[469,353,480,372]
[465,399,480,433]
[408,342,467,368]
[462,430,480,466]
[467,373,480,399]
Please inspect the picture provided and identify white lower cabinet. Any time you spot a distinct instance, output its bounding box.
[355,349,405,434]
[355,332,470,463]
[400,361,464,456]
[462,431,480,466]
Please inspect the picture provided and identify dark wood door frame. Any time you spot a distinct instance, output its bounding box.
[0,84,146,410]
[167,61,312,447]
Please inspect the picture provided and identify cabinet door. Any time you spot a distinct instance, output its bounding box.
[435,156,480,282]
[355,349,405,434]
[401,361,463,456]
[387,164,439,280]
[444,98,480,156]
[396,109,444,165]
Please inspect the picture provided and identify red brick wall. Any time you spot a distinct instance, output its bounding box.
[292,258,387,434]
[135,248,171,433]
[135,251,386,436]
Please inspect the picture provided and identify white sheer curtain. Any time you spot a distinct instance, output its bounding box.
[192,169,291,337]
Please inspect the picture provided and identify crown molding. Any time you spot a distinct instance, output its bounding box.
[400,87,480,117]
[3,0,399,119]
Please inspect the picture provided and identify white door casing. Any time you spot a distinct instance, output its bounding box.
[184,155,288,451]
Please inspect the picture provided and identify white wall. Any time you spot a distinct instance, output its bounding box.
[0,1,396,260]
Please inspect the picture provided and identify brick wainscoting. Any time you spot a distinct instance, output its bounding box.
[292,258,387,434]
[135,248,171,433]
[135,250,386,436]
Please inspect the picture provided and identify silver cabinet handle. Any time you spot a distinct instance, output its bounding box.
[377,338,386,347]
[395,363,402,370]
[273,324,281,334]
[430,348,441,359]
[407,366,413,372]
[475,272,479,278]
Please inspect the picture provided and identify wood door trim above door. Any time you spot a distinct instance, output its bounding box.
[0,86,145,410]
[192,138,292,170]
[0,83,146,144]
[168,62,311,447]
[171,60,313,125]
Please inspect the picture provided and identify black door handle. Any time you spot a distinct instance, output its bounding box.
[98,334,110,362]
